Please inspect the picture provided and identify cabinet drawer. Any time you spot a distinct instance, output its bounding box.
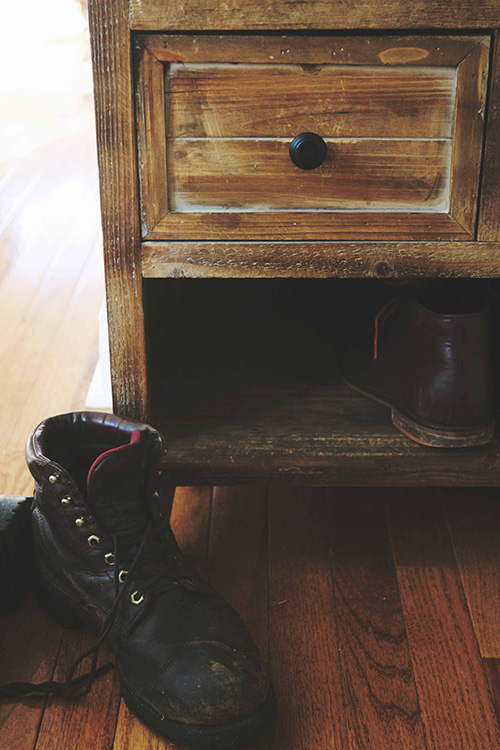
[135,34,489,241]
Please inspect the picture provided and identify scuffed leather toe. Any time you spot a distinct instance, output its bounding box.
[157,639,270,726]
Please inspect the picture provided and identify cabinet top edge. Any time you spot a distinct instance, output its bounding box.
[127,0,500,32]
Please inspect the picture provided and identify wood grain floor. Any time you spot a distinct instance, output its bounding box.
[2,101,500,750]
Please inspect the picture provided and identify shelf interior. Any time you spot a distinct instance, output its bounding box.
[145,278,500,485]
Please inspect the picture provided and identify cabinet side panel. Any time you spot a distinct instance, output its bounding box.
[88,0,149,420]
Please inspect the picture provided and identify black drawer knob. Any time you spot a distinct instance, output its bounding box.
[289,132,327,170]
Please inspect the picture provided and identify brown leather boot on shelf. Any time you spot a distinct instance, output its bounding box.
[0,412,276,747]
[341,281,495,448]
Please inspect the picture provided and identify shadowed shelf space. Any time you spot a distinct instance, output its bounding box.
[146,278,500,486]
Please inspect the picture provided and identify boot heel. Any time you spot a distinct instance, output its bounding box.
[391,409,495,448]
[34,571,84,630]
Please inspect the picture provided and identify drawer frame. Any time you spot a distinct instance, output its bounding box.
[135,33,489,242]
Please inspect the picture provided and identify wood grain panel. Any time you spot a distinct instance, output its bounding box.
[168,138,451,212]
[449,40,490,236]
[478,32,500,242]
[88,0,148,421]
[327,492,426,749]
[268,487,346,749]
[130,0,500,31]
[389,494,500,750]
[141,240,500,279]
[167,64,456,139]
[445,490,500,658]
[149,211,468,242]
[143,33,483,67]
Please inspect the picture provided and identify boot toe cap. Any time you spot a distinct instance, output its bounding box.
[158,639,270,726]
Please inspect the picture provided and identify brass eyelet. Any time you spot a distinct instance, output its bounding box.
[87,534,100,548]
[118,570,128,584]
[151,491,159,500]
[75,517,86,528]
[131,591,144,605]
[61,496,72,507]
[49,473,60,484]
[105,552,115,566]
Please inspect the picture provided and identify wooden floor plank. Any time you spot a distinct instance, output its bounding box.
[327,490,427,750]
[388,492,500,750]
[445,489,500,658]
[0,594,62,750]
[35,632,120,750]
[268,486,345,750]
[0,234,104,494]
[484,659,500,719]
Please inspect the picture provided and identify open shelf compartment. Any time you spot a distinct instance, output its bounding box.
[145,278,500,486]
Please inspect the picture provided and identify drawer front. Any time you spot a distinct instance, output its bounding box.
[135,34,489,241]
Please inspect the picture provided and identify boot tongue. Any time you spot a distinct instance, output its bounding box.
[86,429,151,537]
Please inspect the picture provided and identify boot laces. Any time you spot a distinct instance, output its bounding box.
[0,518,199,700]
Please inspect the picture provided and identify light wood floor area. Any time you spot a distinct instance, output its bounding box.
[2,99,500,750]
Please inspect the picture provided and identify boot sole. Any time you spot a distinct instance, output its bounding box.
[119,671,277,748]
[35,556,277,747]
[344,379,495,448]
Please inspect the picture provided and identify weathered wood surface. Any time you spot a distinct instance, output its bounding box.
[389,494,500,750]
[168,138,451,212]
[478,32,500,242]
[130,0,500,31]
[151,379,500,486]
[449,41,490,236]
[142,33,484,67]
[167,64,456,139]
[141,240,500,279]
[136,47,168,235]
[88,0,148,421]
[149,212,467,242]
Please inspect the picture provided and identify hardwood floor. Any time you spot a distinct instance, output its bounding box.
[2,96,500,750]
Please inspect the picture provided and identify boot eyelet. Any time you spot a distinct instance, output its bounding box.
[118,570,128,584]
[75,517,86,528]
[61,496,72,507]
[105,552,115,566]
[131,591,144,605]
[88,535,100,548]
[151,491,159,500]
[48,473,60,484]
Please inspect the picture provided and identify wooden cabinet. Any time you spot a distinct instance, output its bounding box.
[88,0,500,487]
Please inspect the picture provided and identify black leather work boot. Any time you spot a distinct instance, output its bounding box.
[341,281,495,447]
[15,412,276,746]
